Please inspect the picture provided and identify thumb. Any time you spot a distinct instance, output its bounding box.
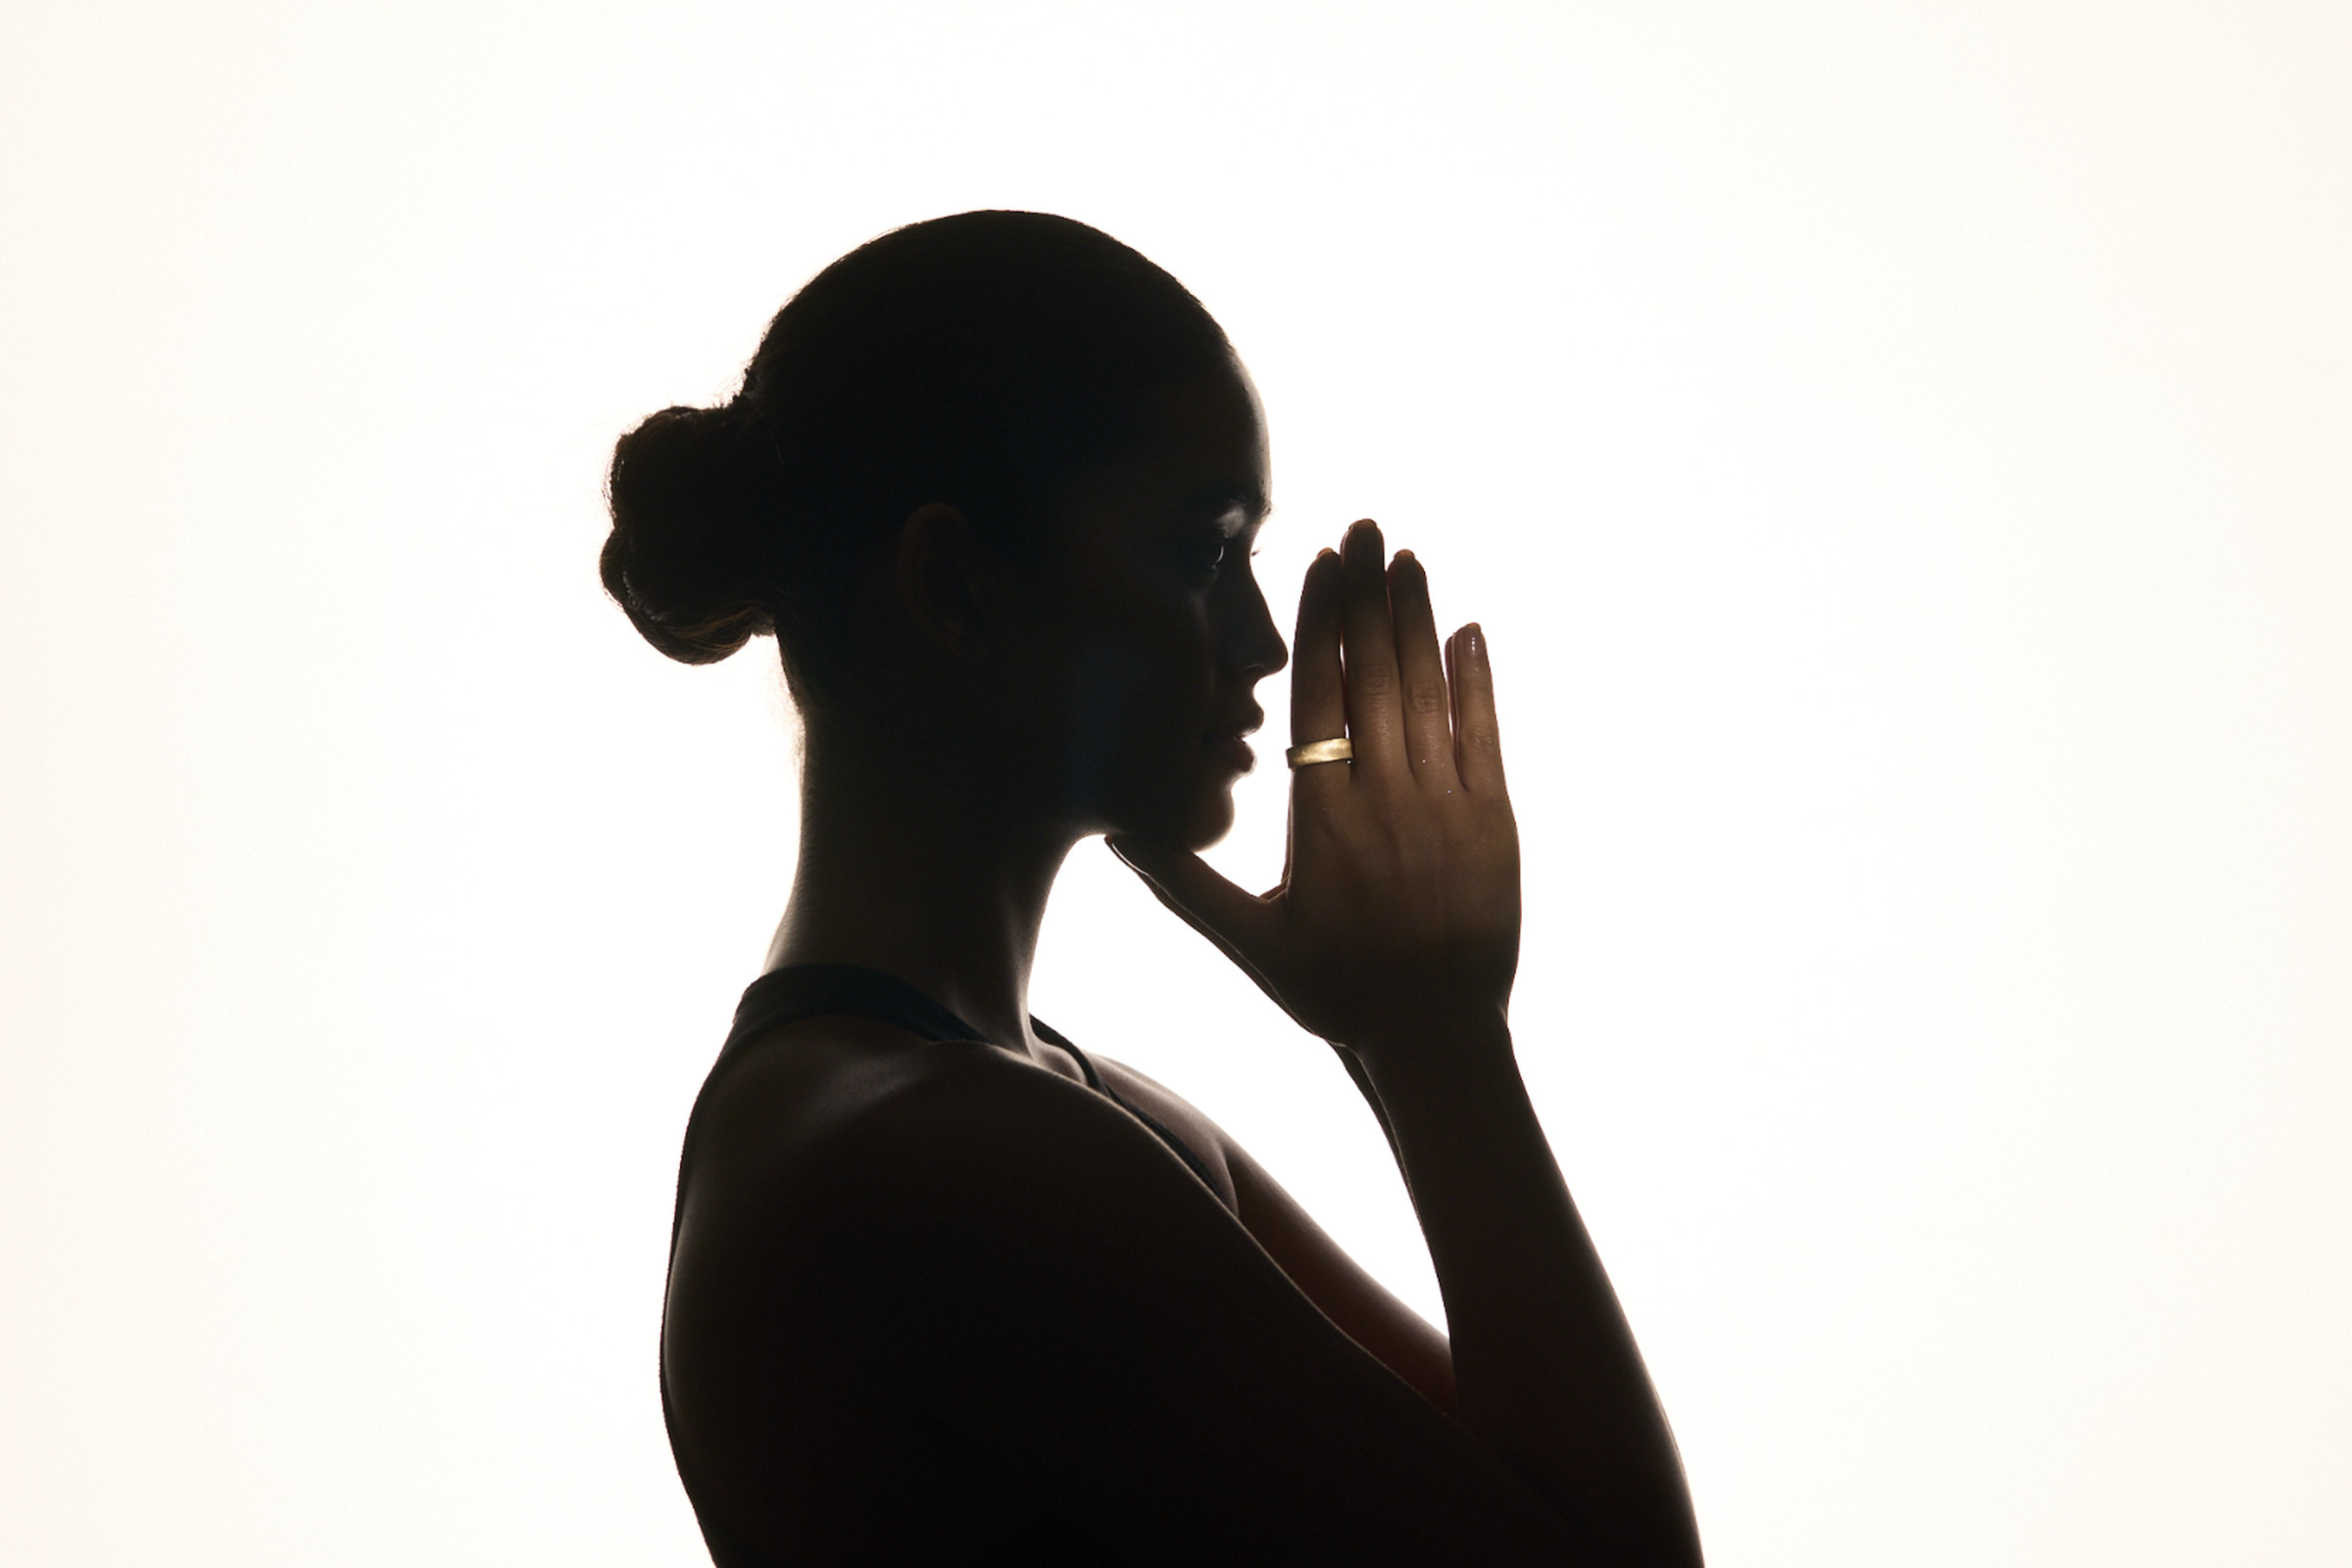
[1104,835,1281,974]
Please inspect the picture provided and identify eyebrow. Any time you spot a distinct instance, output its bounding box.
[1178,480,1271,529]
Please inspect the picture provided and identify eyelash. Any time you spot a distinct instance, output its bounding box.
[1186,539,1259,580]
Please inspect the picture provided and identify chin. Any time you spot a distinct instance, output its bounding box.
[1104,770,1237,853]
[1179,788,1239,852]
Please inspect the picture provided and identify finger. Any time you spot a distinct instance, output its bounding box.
[1446,623,1508,796]
[1338,519,1406,777]
[1273,792,1295,897]
[1386,551,1459,789]
[1105,836,1283,986]
[1288,549,1348,797]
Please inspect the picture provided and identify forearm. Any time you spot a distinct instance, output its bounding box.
[1363,1019,1701,1566]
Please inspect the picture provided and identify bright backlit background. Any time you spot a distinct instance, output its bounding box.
[4,3,2346,1563]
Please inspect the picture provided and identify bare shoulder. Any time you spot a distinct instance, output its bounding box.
[672,1015,1250,1284]
[1087,1052,1241,1207]
[677,1014,1089,1225]
[684,1016,1231,1224]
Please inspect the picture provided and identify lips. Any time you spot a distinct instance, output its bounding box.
[1204,705,1264,747]
[1202,706,1262,774]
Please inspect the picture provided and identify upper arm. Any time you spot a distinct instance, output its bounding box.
[1095,1054,1456,1413]
[746,1060,1581,1563]
[1223,1136,1459,1414]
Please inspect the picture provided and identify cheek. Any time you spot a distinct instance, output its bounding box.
[1046,618,1218,811]
[1054,640,1154,783]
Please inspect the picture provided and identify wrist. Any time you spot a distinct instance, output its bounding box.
[1348,1006,1516,1091]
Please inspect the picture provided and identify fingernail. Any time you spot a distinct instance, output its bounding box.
[1465,623,1485,656]
[1314,547,1339,562]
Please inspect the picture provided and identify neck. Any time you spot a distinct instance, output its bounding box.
[763,721,1076,1058]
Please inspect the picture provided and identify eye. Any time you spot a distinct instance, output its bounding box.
[1181,535,1229,578]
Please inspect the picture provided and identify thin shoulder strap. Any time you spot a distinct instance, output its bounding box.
[1033,1018,1221,1197]
[723,962,985,1060]
[1026,1016,1105,1092]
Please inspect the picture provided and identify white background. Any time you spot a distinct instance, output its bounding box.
[4,2,2346,1563]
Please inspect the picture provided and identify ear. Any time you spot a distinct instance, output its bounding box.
[891,502,1004,660]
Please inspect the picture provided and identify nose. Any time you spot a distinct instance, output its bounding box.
[1224,568,1289,681]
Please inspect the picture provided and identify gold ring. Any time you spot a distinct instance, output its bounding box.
[1285,737,1353,768]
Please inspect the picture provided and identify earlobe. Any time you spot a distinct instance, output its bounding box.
[893,502,994,658]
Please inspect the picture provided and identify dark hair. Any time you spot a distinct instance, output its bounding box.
[601,211,1236,709]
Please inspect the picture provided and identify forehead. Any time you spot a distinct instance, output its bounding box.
[1057,367,1271,535]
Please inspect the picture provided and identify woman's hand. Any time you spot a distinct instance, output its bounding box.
[1110,519,1521,1067]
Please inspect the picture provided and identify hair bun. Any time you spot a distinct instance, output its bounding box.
[602,402,781,664]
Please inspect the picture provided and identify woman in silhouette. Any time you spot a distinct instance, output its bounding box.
[605,212,1700,1565]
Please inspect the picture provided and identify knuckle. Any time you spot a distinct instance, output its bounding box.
[1408,681,1446,716]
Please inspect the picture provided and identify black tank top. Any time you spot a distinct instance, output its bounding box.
[662,963,1225,1566]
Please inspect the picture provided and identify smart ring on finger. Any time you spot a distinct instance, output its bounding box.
[1285,738,1353,768]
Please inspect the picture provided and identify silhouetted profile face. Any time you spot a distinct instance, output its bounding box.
[985,359,1288,851]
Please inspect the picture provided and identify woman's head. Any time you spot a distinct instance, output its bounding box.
[603,212,1286,847]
